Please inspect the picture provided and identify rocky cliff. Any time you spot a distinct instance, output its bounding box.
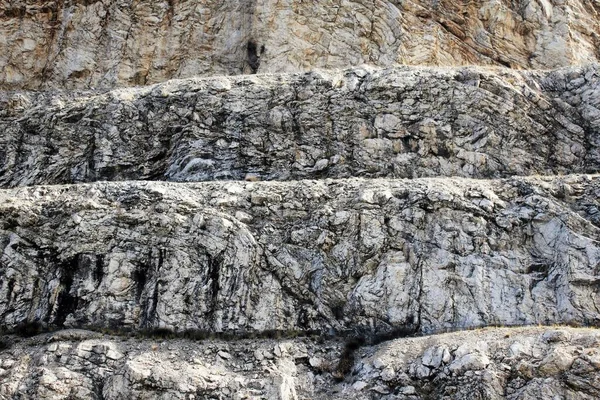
[2,0,600,89]
[1,175,600,336]
[1,65,600,187]
[1,1,600,399]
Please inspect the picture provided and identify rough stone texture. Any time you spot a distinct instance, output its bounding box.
[2,1,600,398]
[0,0,254,90]
[1,65,600,187]
[1,327,599,399]
[1,175,599,334]
[2,0,600,89]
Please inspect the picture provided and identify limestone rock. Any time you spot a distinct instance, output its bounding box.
[1,65,600,187]
[2,1,600,89]
[1,175,599,334]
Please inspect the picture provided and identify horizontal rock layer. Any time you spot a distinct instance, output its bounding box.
[2,0,600,89]
[1,175,599,335]
[1,327,599,399]
[1,65,600,188]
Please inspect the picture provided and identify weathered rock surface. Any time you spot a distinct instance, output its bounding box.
[2,65,600,187]
[1,327,599,399]
[2,1,600,397]
[2,0,600,89]
[1,175,599,335]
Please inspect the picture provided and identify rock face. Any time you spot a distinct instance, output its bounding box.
[1,327,599,399]
[2,0,600,89]
[1,176,600,335]
[2,1,600,399]
[1,65,600,187]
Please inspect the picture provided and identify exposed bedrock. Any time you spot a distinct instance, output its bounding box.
[1,327,599,399]
[1,176,599,335]
[3,1,600,398]
[1,65,600,187]
[2,0,600,89]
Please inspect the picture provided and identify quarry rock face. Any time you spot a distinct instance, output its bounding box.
[1,1,600,399]
[1,65,600,187]
[1,327,599,399]
[1,176,600,335]
[1,0,600,89]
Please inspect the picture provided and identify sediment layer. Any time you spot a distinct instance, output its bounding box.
[1,65,599,187]
[1,176,599,336]
[1,327,599,399]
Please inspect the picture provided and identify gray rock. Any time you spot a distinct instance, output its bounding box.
[380,367,395,381]
[1,176,599,334]
[1,3,600,398]
[422,346,451,369]
[1,65,600,187]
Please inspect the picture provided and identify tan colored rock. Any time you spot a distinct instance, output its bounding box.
[1,0,600,89]
[539,348,576,375]
[0,0,253,89]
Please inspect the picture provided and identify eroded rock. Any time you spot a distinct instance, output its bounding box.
[1,65,600,187]
[1,327,598,399]
[2,1,600,89]
[1,176,599,335]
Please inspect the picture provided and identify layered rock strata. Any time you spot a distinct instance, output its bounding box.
[2,0,600,89]
[1,327,599,399]
[1,65,600,187]
[2,3,600,396]
[1,175,599,336]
